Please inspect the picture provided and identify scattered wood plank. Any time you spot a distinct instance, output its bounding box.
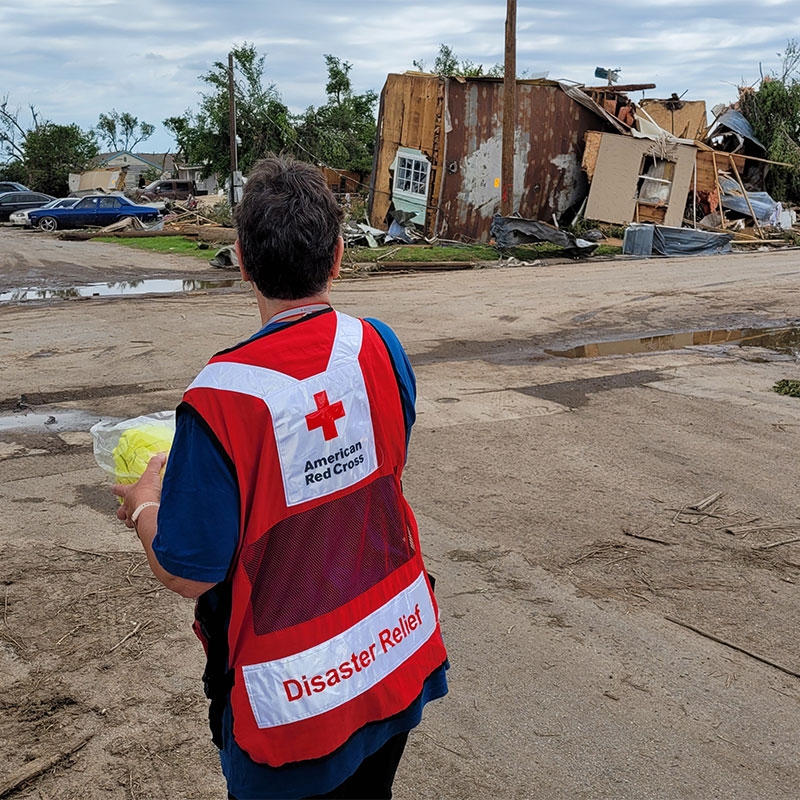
[622,527,673,546]
[691,492,724,512]
[0,734,92,797]
[672,492,725,524]
[752,536,800,551]
[108,619,152,654]
[370,261,477,272]
[59,230,188,241]
[665,616,800,679]
[725,521,800,536]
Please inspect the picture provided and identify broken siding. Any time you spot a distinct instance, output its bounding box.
[639,99,708,140]
[694,149,745,195]
[436,81,602,242]
[370,73,440,230]
[582,130,602,181]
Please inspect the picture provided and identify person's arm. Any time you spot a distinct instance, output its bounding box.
[114,454,216,598]
[364,318,416,446]
[113,409,240,599]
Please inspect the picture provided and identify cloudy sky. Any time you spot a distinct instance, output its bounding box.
[2,0,796,155]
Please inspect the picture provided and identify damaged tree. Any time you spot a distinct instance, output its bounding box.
[164,43,293,181]
[0,97,98,196]
[738,40,800,204]
[95,110,155,153]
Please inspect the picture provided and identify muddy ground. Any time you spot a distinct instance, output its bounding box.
[1,226,799,799]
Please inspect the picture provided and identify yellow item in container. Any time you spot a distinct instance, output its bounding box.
[112,425,173,484]
[91,411,176,486]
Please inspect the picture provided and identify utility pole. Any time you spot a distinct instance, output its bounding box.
[501,0,517,217]
[228,51,239,207]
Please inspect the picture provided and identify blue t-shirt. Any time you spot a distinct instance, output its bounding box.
[154,312,447,800]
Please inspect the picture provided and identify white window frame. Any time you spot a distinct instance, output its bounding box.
[392,149,430,201]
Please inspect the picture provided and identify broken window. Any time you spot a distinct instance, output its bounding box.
[394,153,430,198]
[637,156,675,206]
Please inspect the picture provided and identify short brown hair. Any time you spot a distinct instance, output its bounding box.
[234,156,343,299]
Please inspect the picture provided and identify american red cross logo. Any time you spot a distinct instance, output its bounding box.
[305,390,346,441]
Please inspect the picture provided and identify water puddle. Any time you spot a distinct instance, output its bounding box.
[546,326,800,359]
[0,409,114,433]
[0,278,239,303]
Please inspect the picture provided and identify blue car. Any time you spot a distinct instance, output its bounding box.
[29,194,160,231]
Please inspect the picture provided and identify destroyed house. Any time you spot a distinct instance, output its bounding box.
[95,151,175,189]
[369,73,633,242]
[580,104,789,235]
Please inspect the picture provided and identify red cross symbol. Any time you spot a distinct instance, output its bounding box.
[305,390,346,441]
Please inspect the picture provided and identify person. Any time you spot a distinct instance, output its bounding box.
[113,155,448,800]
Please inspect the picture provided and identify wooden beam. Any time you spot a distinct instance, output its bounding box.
[728,153,764,239]
[711,151,727,230]
[583,83,657,92]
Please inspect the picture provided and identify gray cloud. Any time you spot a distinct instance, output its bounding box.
[1,0,796,153]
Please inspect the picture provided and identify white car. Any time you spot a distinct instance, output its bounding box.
[10,197,79,226]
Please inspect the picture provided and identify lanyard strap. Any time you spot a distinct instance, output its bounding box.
[267,304,331,326]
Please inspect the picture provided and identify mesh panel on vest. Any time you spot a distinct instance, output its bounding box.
[242,474,415,636]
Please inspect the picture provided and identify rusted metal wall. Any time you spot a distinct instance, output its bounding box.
[436,81,611,242]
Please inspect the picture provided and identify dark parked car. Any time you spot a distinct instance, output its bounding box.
[0,191,55,221]
[140,179,197,201]
[0,181,29,194]
[29,194,160,231]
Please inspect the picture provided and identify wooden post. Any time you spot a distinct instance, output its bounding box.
[228,52,239,207]
[501,0,517,217]
[728,153,764,239]
[711,152,726,230]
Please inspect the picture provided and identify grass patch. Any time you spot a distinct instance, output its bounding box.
[343,242,622,263]
[343,244,498,263]
[97,236,623,265]
[93,236,212,260]
[773,379,800,398]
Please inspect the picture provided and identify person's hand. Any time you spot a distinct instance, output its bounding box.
[112,453,167,529]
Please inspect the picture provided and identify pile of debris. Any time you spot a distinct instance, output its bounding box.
[581,103,798,256]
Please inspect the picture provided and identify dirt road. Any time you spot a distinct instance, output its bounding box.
[1,227,799,798]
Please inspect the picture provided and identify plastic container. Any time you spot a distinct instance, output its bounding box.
[622,223,655,256]
[90,411,175,485]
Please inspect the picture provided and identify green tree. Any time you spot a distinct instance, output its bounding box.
[0,96,97,195]
[413,44,504,77]
[0,159,27,184]
[739,39,800,203]
[95,110,155,152]
[164,43,292,180]
[24,123,98,195]
[292,55,377,177]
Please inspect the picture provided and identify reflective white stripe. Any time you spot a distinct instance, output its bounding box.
[186,312,360,397]
[242,572,436,728]
[187,313,378,506]
[187,361,297,399]
[327,311,363,371]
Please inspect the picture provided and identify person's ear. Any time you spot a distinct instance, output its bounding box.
[235,240,250,283]
[331,236,344,281]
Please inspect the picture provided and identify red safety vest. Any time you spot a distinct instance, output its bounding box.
[182,309,447,767]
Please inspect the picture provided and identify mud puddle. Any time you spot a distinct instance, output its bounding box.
[0,408,114,433]
[547,325,800,359]
[0,278,239,303]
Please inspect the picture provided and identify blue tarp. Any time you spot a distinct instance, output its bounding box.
[708,109,767,154]
[490,215,598,257]
[718,175,777,224]
[623,224,733,257]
